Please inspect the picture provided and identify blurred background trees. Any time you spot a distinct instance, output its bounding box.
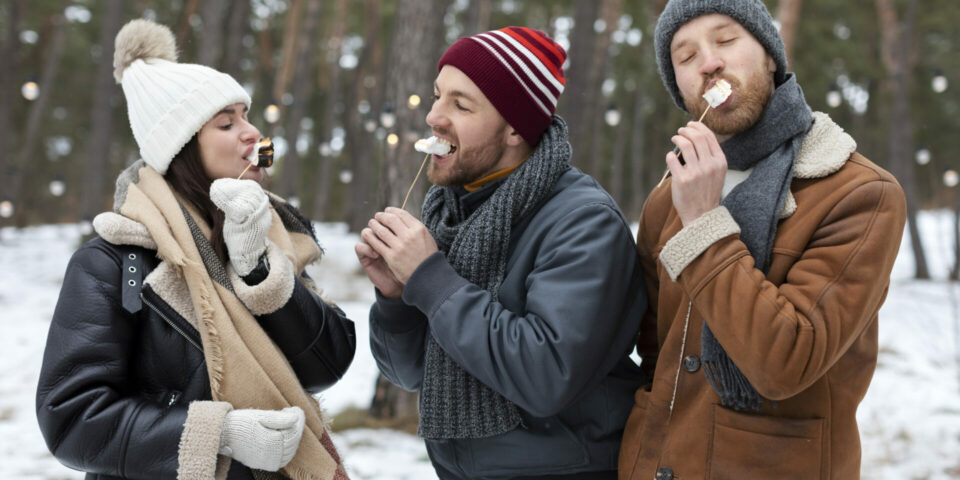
[1,0,958,278]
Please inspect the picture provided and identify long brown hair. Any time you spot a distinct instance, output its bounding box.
[164,135,229,262]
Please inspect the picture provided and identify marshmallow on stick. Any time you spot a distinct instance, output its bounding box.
[402,136,453,209]
[237,138,274,179]
[414,136,452,156]
[698,79,732,121]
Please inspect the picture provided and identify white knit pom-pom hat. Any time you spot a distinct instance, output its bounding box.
[113,19,251,174]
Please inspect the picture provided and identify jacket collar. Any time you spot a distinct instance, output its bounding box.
[92,212,157,249]
[779,111,857,219]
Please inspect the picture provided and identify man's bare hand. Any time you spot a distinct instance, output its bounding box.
[355,237,404,299]
[667,121,727,226]
[364,207,439,285]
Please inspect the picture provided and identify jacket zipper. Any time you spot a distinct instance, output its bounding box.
[141,293,203,353]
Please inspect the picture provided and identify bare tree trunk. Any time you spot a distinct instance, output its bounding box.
[629,90,648,218]
[951,193,960,281]
[9,9,68,222]
[563,0,601,171]
[379,0,449,211]
[0,0,23,205]
[588,0,624,180]
[197,0,230,68]
[278,0,322,200]
[462,0,492,35]
[81,0,124,221]
[876,0,928,279]
[346,0,384,232]
[610,101,630,205]
[176,0,202,53]
[776,0,803,67]
[370,0,450,422]
[273,0,305,105]
[312,0,349,220]
[221,0,251,79]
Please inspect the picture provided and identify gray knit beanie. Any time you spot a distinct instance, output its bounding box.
[654,0,788,111]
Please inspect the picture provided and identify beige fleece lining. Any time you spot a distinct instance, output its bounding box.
[178,400,233,480]
[660,206,741,281]
[794,112,856,179]
[144,260,200,331]
[93,212,158,250]
[227,240,296,315]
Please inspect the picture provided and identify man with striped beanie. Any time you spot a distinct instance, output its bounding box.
[357,27,648,479]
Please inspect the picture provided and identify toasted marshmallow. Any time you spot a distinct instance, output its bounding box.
[246,138,274,167]
[414,136,452,156]
[702,79,732,108]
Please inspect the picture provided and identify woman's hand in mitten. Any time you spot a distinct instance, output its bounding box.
[210,178,272,276]
[218,406,305,471]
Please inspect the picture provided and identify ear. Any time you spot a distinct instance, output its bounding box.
[766,54,776,74]
[503,125,526,147]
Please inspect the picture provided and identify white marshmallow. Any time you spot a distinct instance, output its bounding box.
[702,79,732,108]
[414,136,452,156]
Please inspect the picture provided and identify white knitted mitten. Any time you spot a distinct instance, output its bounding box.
[218,406,305,472]
[210,178,272,276]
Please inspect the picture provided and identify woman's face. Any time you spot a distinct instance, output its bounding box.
[197,103,263,182]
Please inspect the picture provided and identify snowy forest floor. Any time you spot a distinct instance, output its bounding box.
[2,212,959,479]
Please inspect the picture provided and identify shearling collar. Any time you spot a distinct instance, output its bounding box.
[794,112,857,180]
[778,112,856,219]
[92,212,158,249]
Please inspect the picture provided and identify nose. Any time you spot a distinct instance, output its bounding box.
[241,118,261,143]
[699,47,724,80]
[425,100,449,132]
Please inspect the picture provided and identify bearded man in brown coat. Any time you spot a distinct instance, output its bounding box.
[618,1,907,479]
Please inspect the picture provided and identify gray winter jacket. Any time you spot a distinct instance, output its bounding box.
[370,167,647,479]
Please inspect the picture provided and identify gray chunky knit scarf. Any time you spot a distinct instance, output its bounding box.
[702,73,813,411]
[418,116,572,439]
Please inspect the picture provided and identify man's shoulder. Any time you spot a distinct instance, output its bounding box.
[544,167,621,210]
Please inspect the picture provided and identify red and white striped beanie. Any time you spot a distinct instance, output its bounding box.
[438,27,567,146]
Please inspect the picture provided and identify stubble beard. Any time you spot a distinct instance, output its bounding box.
[427,136,506,187]
[684,70,774,136]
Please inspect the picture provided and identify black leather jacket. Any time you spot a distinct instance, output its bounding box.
[36,237,356,479]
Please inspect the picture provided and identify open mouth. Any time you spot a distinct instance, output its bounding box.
[434,137,457,158]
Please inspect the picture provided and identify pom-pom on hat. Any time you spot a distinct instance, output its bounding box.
[438,27,567,146]
[113,19,251,174]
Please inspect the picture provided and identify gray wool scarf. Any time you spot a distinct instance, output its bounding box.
[418,116,572,439]
[701,73,813,411]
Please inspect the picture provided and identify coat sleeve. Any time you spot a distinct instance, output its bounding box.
[36,242,192,479]
[663,176,906,400]
[401,202,646,417]
[368,291,429,391]
[235,244,357,394]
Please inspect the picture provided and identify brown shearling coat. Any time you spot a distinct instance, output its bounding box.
[618,112,907,480]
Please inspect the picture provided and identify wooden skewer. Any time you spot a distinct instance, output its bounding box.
[659,106,712,185]
[401,153,431,210]
[237,162,254,180]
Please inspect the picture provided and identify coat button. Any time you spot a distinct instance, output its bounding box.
[656,467,674,480]
[683,355,701,373]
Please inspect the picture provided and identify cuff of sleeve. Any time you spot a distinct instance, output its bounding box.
[228,240,295,315]
[401,251,469,318]
[371,289,428,334]
[659,206,740,282]
[177,401,233,480]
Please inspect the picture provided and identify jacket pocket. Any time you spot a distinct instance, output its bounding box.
[618,388,650,474]
[707,405,824,480]
[459,415,589,476]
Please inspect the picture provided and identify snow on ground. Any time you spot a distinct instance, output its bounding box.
[1,212,959,479]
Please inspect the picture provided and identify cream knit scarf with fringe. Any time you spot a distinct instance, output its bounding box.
[115,161,348,480]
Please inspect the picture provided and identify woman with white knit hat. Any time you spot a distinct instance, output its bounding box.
[36,19,353,480]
